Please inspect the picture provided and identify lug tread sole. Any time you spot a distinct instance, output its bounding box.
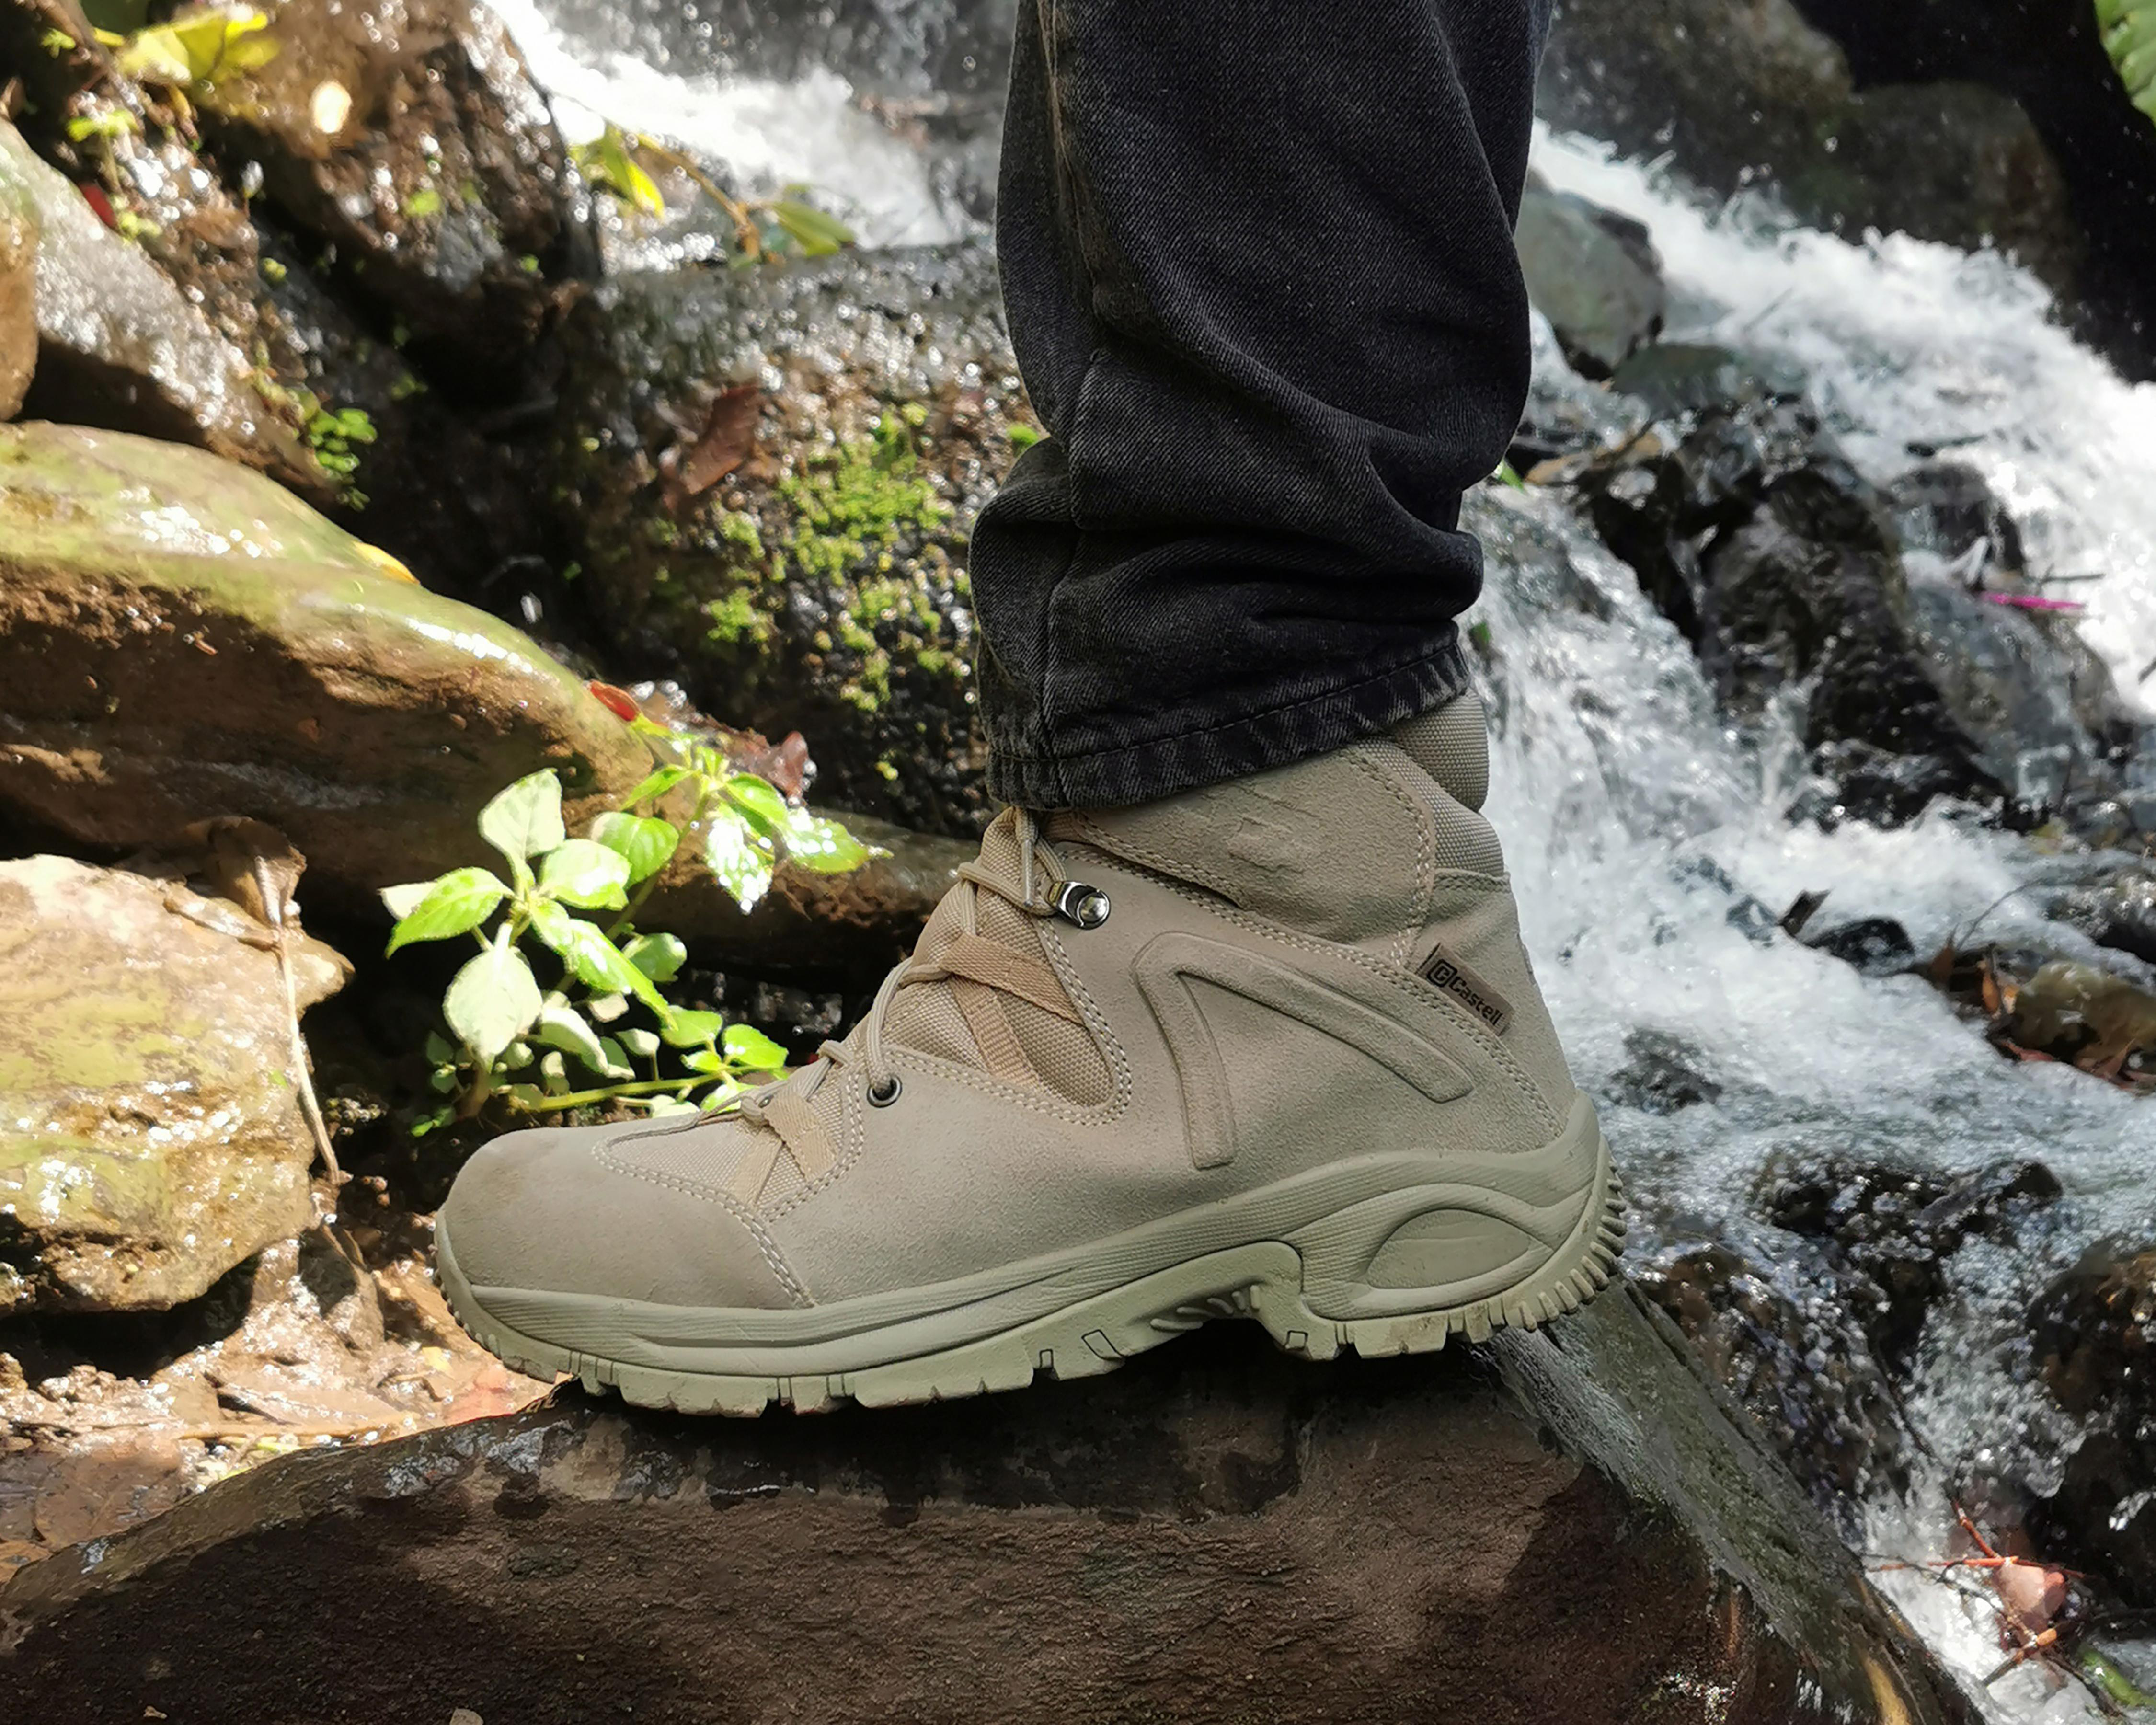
[437,1141,1625,1418]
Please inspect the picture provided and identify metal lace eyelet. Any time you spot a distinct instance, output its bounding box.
[1052,880,1111,930]
[867,1074,903,1107]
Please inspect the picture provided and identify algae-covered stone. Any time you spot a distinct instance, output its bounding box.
[0,854,347,1313]
[0,420,651,909]
[551,242,1031,837]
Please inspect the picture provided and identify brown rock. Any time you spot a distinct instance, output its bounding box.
[0,137,33,420]
[0,853,348,1313]
[0,1290,1969,1723]
[0,420,652,910]
[0,121,318,489]
[195,0,582,377]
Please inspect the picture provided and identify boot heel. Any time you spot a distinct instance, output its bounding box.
[1257,1113,1625,1358]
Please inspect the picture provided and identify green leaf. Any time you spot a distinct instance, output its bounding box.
[644,1096,700,1117]
[443,931,543,1066]
[769,199,855,256]
[723,774,790,838]
[380,880,433,920]
[619,1027,662,1059]
[623,932,687,982]
[527,902,667,1014]
[781,808,876,875]
[538,838,632,909]
[722,1025,790,1071]
[478,770,565,866]
[2102,0,2156,130]
[701,803,775,912]
[424,1031,459,1065]
[385,867,510,954]
[531,1004,630,1078]
[410,1103,455,1138]
[660,1007,726,1049]
[622,764,692,808]
[590,811,680,885]
[681,1048,724,1074]
[539,1050,569,1093]
[403,187,442,219]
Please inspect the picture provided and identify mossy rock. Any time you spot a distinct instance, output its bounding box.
[550,241,1035,838]
[0,854,347,1313]
[0,420,651,910]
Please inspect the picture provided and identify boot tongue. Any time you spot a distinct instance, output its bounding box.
[878,811,1111,1104]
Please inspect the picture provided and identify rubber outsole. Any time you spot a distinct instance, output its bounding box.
[436,1130,1625,1418]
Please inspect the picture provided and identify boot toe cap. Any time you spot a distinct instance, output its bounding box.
[439,1119,803,1314]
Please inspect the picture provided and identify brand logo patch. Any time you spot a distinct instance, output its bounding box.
[1417,945,1513,1034]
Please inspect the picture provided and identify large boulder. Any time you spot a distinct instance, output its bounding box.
[0,420,649,911]
[1539,0,2080,295]
[194,0,586,381]
[550,242,1029,838]
[0,854,347,1314]
[0,136,32,419]
[1579,398,2147,834]
[1516,177,1668,379]
[0,1288,1969,1723]
[2029,1242,2156,1607]
[0,122,319,492]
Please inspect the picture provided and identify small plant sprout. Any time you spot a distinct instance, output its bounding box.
[381,743,881,1135]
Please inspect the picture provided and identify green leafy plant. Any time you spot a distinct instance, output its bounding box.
[2099,0,2156,122]
[573,127,858,263]
[111,6,276,95]
[300,396,375,506]
[383,730,879,1133]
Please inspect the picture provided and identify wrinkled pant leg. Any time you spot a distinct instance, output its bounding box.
[973,0,1551,808]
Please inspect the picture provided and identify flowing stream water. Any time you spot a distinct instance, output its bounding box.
[479,6,2156,1712]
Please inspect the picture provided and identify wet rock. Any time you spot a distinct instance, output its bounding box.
[0,853,348,1314]
[550,242,1028,836]
[1516,177,1667,380]
[2028,1243,2156,1606]
[2050,866,2156,967]
[0,121,317,489]
[0,0,105,122]
[1540,0,2079,294]
[1635,1243,1905,1513]
[1763,1156,2062,1371]
[1606,342,1807,420]
[1605,1028,1723,1114]
[249,216,550,590]
[195,0,584,382]
[0,1289,1971,1725]
[0,420,651,910]
[1789,0,2156,370]
[0,140,32,419]
[1579,399,2107,828]
[1903,578,2142,830]
[1888,463,2026,578]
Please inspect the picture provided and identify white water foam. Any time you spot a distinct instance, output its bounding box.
[1498,130,2156,1723]
[483,0,964,248]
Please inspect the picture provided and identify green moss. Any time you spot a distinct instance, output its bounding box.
[719,510,764,556]
[776,415,949,585]
[704,588,771,649]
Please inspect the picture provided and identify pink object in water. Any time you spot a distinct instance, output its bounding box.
[1982,592,2086,614]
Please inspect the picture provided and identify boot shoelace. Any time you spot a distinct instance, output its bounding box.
[717,809,1087,1206]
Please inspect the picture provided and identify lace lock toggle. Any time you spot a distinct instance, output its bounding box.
[1052,880,1111,930]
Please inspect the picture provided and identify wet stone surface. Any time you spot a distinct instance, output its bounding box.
[549,240,1030,837]
[0,853,347,1314]
[2029,1243,2156,1608]
[0,1288,1971,1725]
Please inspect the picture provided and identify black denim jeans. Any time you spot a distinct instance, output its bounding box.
[970,0,1552,808]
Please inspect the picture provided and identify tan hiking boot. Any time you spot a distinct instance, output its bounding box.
[436,695,1623,1414]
